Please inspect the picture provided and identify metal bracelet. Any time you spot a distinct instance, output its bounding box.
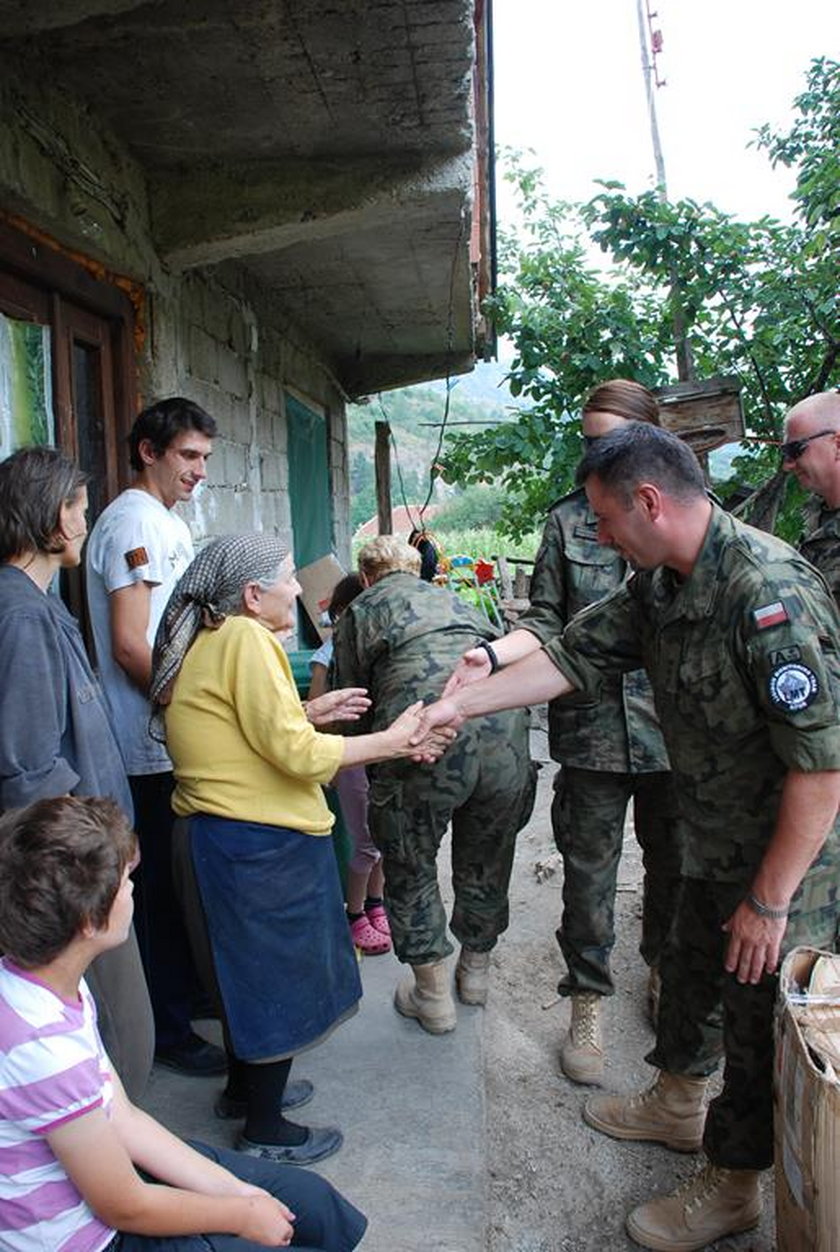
[746,892,789,921]
[475,639,500,674]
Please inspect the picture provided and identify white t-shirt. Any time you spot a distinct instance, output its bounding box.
[0,958,115,1252]
[86,489,193,775]
[310,637,334,670]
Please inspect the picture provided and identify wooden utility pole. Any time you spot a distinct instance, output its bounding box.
[634,0,694,384]
[374,420,393,534]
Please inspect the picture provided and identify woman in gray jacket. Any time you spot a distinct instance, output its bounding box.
[0,445,154,1098]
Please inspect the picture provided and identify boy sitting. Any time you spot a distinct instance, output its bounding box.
[0,795,367,1251]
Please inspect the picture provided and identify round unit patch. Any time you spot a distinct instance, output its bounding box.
[769,662,819,712]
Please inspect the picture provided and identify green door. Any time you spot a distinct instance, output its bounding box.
[286,392,333,643]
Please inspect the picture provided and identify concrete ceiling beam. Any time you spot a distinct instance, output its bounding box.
[339,350,476,400]
[152,152,472,269]
[0,0,146,38]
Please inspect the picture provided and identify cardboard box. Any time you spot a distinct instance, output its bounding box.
[775,946,840,1252]
[296,553,345,641]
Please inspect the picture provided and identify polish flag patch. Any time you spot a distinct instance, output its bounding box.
[752,601,789,630]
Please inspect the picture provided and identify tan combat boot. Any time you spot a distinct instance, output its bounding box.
[394,960,457,1034]
[560,992,604,1085]
[583,1070,707,1152]
[455,947,491,1005]
[626,1160,762,1250]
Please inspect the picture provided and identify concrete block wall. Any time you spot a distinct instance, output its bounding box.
[0,56,352,568]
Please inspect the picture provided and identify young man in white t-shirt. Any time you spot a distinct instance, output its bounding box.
[86,398,225,1077]
[0,795,367,1252]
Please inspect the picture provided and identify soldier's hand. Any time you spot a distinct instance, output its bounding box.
[408,698,465,747]
[387,700,456,761]
[441,648,492,697]
[721,901,787,984]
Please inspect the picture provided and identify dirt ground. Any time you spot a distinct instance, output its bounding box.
[484,727,777,1252]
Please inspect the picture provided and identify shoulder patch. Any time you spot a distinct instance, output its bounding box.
[124,546,149,571]
[768,662,819,712]
[752,601,788,630]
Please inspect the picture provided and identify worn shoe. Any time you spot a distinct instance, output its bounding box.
[237,1125,343,1166]
[365,903,391,937]
[154,1032,227,1077]
[214,1079,314,1119]
[626,1161,762,1250]
[455,947,491,1006]
[584,1070,708,1153]
[560,993,604,1085]
[349,913,392,955]
[394,960,457,1034]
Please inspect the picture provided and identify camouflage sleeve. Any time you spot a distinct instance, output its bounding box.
[543,580,645,699]
[799,534,840,613]
[518,510,568,643]
[740,581,840,772]
[330,607,374,737]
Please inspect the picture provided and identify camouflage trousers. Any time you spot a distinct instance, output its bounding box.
[368,710,537,965]
[649,854,840,1171]
[551,766,684,997]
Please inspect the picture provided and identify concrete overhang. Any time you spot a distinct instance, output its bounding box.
[0,0,492,397]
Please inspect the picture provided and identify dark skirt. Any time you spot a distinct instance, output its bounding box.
[189,814,362,1061]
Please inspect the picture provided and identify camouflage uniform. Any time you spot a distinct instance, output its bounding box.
[521,488,683,996]
[545,503,840,1170]
[799,495,840,610]
[332,572,536,965]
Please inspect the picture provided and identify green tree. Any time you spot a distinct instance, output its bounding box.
[441,58,840,540]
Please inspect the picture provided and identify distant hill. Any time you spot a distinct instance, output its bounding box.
[346,366,517,529]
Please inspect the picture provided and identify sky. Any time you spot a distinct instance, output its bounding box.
[492,0,840,225]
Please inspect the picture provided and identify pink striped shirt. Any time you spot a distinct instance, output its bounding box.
[0,958,115,1252]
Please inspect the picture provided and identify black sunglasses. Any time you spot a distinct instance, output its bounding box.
[780,429,836,463]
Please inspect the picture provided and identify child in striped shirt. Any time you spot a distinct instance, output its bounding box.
[0,795,366,1252]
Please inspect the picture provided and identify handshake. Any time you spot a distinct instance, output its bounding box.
[407,643,495,754]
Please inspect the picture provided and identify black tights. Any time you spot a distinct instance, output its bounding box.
[240,1056,307,1146]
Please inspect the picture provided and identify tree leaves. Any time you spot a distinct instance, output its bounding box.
[440,60,840,541]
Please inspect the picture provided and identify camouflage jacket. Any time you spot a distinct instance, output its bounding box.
[545,504,840,883]
[520,487,669,772]
[799,496,840,612]
[331,570,502,725]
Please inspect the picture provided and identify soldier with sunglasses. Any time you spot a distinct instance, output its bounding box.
[781,389,840,608]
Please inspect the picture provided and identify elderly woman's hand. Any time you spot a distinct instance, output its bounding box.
[306,687,371,726]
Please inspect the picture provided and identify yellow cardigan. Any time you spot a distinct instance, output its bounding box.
[166,616,344,833]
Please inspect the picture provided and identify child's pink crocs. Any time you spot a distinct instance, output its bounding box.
[365,903,392,938]
[349,913,391,955]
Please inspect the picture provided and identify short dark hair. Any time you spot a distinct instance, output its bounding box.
[0,446,88,562]
[128,397,218,471]
[575,422,706,505]
[0,797,137,967]
[328,574,363,622]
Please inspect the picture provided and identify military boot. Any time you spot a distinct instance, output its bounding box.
[560,992,604,1085]
[584,1070,707,1152]
[455,947,491,1006]
[394,960,456,1034]
[626,1160,762,1250]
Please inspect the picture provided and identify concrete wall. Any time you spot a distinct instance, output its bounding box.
[0,56,352,565]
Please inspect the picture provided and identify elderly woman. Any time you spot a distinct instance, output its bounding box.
[151,534,451,1167]
[0,445,154,1099]
[331,535,537,1035]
